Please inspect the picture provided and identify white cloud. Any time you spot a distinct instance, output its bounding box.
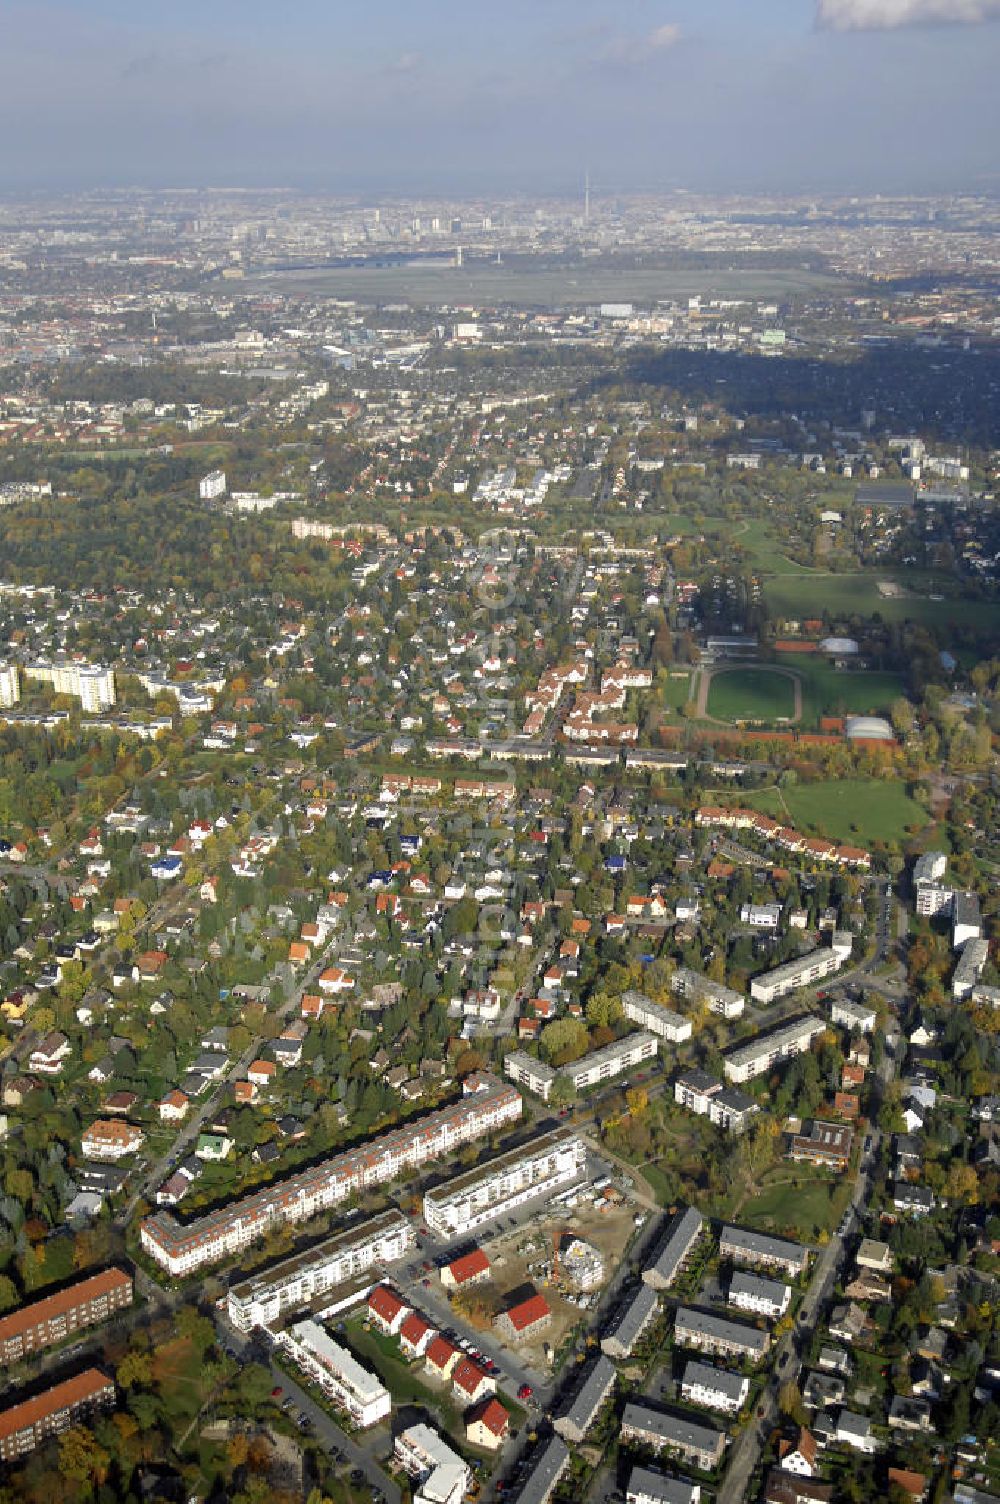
[818,0,1000,28]
[385,51,423,76]
[597,21,682,65]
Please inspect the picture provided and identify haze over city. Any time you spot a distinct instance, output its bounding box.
[1,0,999,193]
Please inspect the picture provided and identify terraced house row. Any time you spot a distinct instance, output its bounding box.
[141,1073,522,1275]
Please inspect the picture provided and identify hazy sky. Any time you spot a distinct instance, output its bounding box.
[2,0,998,194]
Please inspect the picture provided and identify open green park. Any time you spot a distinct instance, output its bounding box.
[773,655,906,724]
[737,776,930,847]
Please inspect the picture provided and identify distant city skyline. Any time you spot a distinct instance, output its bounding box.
[1,0,998,193]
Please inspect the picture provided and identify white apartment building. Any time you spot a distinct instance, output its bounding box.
[740,903,781,930]
[953,937,989,1001]
[913,851,947,885]
[915,882,954,919]
[279,1320,389,1428]
[680,1359,749,1415]
[673,1308,770,1363]
[561,1031,658,1092]
[830,996,877,1034]
[141,1073,522,1274]
[504,1051,556,1102]
[395,1425,470,1504]
[621,992,693,1044]
[199,468,227,500]
[626,1465,701,1504]
[749,933,852,1005]
[227,1210,413,1330]
[24,660,115,711]
[0,664,20,709]
[670,967,745,1019]
[723,1015,826,1084]
[423,1128,584,1238]
[727,1270,791,1319]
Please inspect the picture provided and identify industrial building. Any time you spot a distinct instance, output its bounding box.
[723,1016,826,1084]
[643,1205,704,1291]
[141,1072,522,1274]
[423,1128,585,1238]
[621,991,693,1043]
[0,1268,132,1364]
[749,934,852,1005]
[278,1320,390,1428]
[227,1210,413,1330]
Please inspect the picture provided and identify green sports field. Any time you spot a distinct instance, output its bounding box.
[707,667,796,721]
[773,655,906,725]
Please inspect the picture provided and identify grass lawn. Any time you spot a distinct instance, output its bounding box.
[739,777,929,847]
[639,1163,676,1205]
[345,1318,462,1426]
[764,568,999,633]
[661,672,693,711]
[707,668,796,722]
[774,655,906,726]
[731,1168,853,1242]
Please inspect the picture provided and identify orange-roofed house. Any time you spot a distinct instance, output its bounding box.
[247,1060,276,1088]
[452,1358,496,1406]
[288,941,310,966]
[300,993,324,1020]
[466,1397,510,1450]
[441,1248,491,1289]
[367,1285,409,1336]
[318,967,355,995]
[424,1336,462,1381]
[399,1312,435,1358]
[494,1292,551,1344]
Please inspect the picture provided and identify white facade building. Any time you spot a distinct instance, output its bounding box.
[561,1031,658,1092]
[670,968,744,1019]
[504,1051,556,1102]
[680,1359,749,1415]
[622,992,693,1043]
[723,1016,826,1084]
[749,933,852,1005]
[423,1128,584,1238]
[0,664,20,709]
[24,659,115,711]
[279,1320,389,1428]
[199,469,227,500]
[141,1073,522,1274]
[227,1210,413,1330]
[395,1425,470,1504]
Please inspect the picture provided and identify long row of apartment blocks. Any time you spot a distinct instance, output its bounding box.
[142,1073,521,1275]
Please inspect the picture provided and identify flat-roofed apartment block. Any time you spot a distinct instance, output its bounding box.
[728,1271,791,1320]
[395,1423,470,1504]
[622,991,694,1043]
[953,937,989,1001]
[719,1226,809,1278]
[278,1320,390,1428]
[673,1307,770,1363]
[0,1268,132,1364]
[513,1435,570,1504]
[674,1070,723,1116]
[227,1210,413,1330]
[829,996,877,1034]
[504,1050,556,1103]
[680,1358,749,1415]
[749,934,852,1006]
[723,1016,826,1085]
[560,1031,658,1092]
[788,1120,853,1171]
[642,1205,704,1291]
[552,1354,616,1442]
[0,1369,115,1463]
[709,1086,759,1134]
[670,967,745,1019]
[423,1128,585,1238]
[601,1282,659,1359]
[627,1464,702,1504]
[620,1401,726,1473]
[141,1072,521,1275]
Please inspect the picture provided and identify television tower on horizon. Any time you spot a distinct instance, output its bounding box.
[584,167,590,224]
